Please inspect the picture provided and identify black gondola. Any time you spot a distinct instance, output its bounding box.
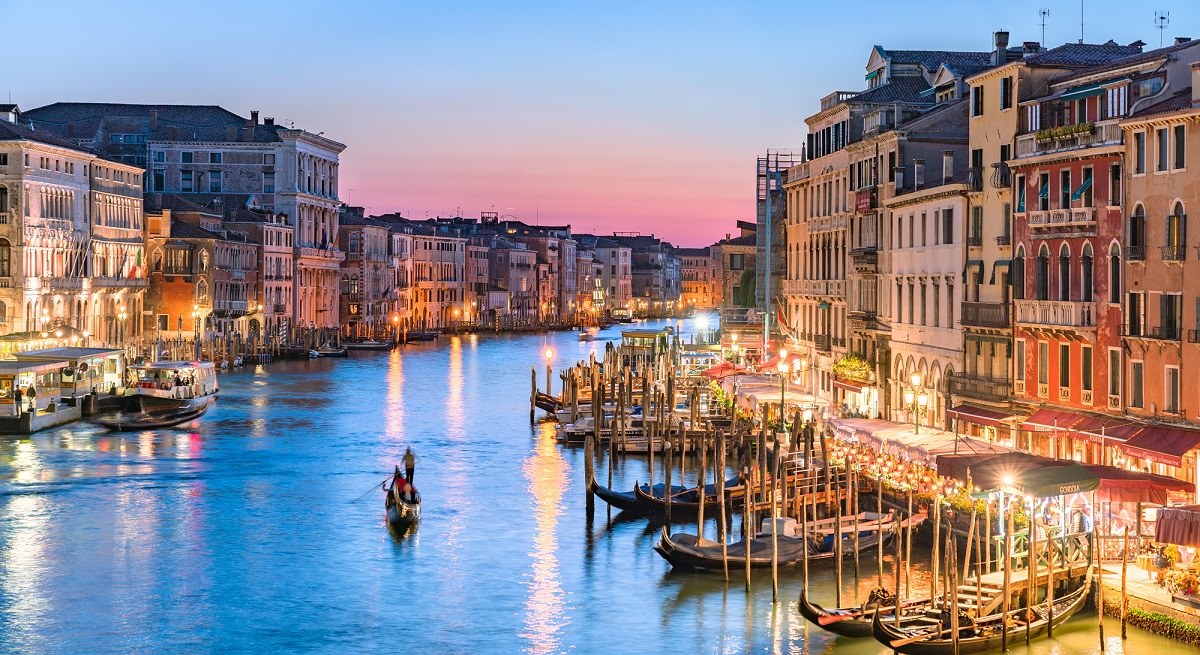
[798,586,935,639]
[870,570,1092,654]
[385,484,421,533]
[586,468,694,513]
[633,477,741,518]
[654,522,896,572]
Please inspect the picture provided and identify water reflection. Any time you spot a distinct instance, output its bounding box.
[521,425,568,654]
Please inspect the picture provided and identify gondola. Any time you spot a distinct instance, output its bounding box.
[632,475,741,518]
[90,406,209,431]
[385,484,421,533]
[654,520,896,572]
[871,570,1092,654]
[586,468,692,513]
[345,339,392,350]
[798,586,935,639]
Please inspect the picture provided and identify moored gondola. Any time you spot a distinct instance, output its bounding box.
[632,475,741,518]
[798,586,935,639]
[871,570,1092,654]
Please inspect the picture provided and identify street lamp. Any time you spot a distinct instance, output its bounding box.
[118,306,127,349]
[82,330,90,347]
[777,349,790,433]
[902,372,929,435]
[544,348,554,395]
[730,332,738,364]
[192,304,201,360]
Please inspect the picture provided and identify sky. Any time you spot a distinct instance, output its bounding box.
[3,0,1197,246]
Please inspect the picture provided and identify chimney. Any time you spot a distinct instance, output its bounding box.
[943,150,955,183]
[149,109,158,132]
[1023,41,1041,55]
[894,167,905,189]
[1176,37,1192,45]
[264,117,275,127]
[993,31,1010,65]
[914,160,926,187]
[1192,62,1200,105]
[251,110,259,126]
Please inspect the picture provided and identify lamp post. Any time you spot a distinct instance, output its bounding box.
[902,373,929,435]
[730,332,738,364]
[192,304,201,360]
[778,350,790,436]
[82,330,90,348]
[118,306,127,351]
[544,348,554,395]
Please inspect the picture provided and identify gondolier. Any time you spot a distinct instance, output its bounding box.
[403,447,416,483]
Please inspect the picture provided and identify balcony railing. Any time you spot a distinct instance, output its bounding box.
[1015,118,1122,157]
[948,373,1011,403]
[815,334,831,352]
[967,167,984,192]
[990,162,1011,189]
[1127,245,1146,261]
[1027,208,1095,228]
[273,304,287,313]
[966,235,983,247]
[961,301,1011,328]
[1161,245,1186,262]
[92,276,148,288]
[1126,324,1182,340]
[1014,299,1097,328]
[996,234,1011,246]
[0,212,9,224]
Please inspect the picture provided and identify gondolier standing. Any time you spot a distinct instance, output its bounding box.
[403,447,416,483]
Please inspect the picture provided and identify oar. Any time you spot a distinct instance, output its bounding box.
[889,626,953,648]
[352,476,392,502]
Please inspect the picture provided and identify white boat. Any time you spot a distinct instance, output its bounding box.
[345,339,392,350]
[310,344,348,358]
[124,360,219,412]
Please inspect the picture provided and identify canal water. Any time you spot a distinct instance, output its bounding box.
[0,321,1178,654]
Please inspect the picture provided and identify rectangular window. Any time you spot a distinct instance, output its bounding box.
[971,85,984,116]
[1038,173,1050,211]
[1015,340,1026,381]
[730,254,743,270]
[933,285,940,328]
[1109,349,1120,399]
[942,208,953,244]
[1082,346,1093,392]
[263,172,275,193]
[1126,292,1144,336]
[1016,175,1026,212]
[181,171,194,193]
[1080,167,1093,207]
[1038,342,1049,385]
[1110,163,1121,205]
[1175,125,1186,169]
[152,151,164,163]
[888,151,896,182]
[1059,169,1071,208]
[999,144,1011,162]
[970,207,983,243]
[209,171,222,193]
[152,170,164,192]
[1059,343,1070,390]
[210,152,222,164]
[1135,132,1146,174]
[1161,293,1182,339]
[1131,362,1144,408]
[921,213,927,247]
[1000,77,1013,110]
[1157,128,1169,171]
[182,152,194,164]
[1166,367,1181,413]
[920,284,927,325]
[908,284,914,325]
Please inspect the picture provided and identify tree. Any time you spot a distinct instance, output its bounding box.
[736,269,756,307]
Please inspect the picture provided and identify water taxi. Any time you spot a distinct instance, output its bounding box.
[124,360,219,412]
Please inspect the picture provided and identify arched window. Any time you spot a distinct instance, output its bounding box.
[1013,246,1025,300]
[1058,243,1071,301]
[1036,245,1050,300]
[0,238,10,277]
[1166,201,1186,260]
[197,280,208,303]
[1109,243,1121,304]
[1081,243,1094,301]
[152,248,162,272]
[348,232,360,254]
[1129,204,1146,260]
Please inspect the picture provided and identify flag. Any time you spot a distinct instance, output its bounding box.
[129,248,143,279]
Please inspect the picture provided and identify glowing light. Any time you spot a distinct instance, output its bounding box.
[544,348,553,361]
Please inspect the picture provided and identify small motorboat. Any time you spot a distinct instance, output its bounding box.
[385,482,421,533]
[345,339,392,350]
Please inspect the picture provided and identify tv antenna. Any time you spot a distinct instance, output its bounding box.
[1040,8,1050,47]
[1155,11,1170,47]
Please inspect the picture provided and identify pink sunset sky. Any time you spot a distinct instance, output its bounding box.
[5,0,1195,246]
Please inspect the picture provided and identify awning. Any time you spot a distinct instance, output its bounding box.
[962,259,983,283]
[865,69,881,81]
[834,378,869,393]
[1081,465,1192,505]
[1070,175,1093,201]
[1060,82,1105,102]
[948,403,1017,429]
[990,259,1011,285]
[1157,505,1200,548]
[1017,462,1100,498]
[1119,425,1200,468]
[1067,416,1136,444]
[1022,408,1085,432]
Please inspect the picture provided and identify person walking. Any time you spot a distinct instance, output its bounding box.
[403,447,416,483]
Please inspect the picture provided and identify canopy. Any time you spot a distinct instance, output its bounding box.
[834,378,869,393]
[948,403,1017,429]
[1060,82,1105,102]
[1120,425,1200,468]
[1157,505,1200,548]
[1068,416,1138,444]
[701,361,746,380]
[1016,462,1100,498]
[1022,408,1085,432]
[1080,465,1192,505]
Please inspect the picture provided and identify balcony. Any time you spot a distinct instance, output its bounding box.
[1027,208,1096,229]
[1161,245,1186,262]
[1127,244,1146,261]
[848,309,878,331]
[231,269,246,280]
[91,276,148,288]
[213,299,249,313]
[948,372,1011,403]
[990,162,1011,189]
[296,246,346,262]
[1014,299,1097,329]
[961,301,1010,328]
[1015,118,1122,157]
[273,304,287,313]
[1125,324,1182,341]
[995,234,1011,247]
[967,167,984,192]
[966,235,983,247]
[28,276,84,292]
[850,246,878,273]
[0,212,8,224]
[815,334,831,352]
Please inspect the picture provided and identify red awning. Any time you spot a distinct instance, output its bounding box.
[1119,426,1200,468]
[701,362,746,380]
[1067,416,1136,444]
[948,404,1017,429]
[1080,465,1192,505]
[1022,408,1086,432]
[1157,505,1200,548]
[834,378,868,393]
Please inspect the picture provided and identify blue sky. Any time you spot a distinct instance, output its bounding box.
[4,0,1195,245]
